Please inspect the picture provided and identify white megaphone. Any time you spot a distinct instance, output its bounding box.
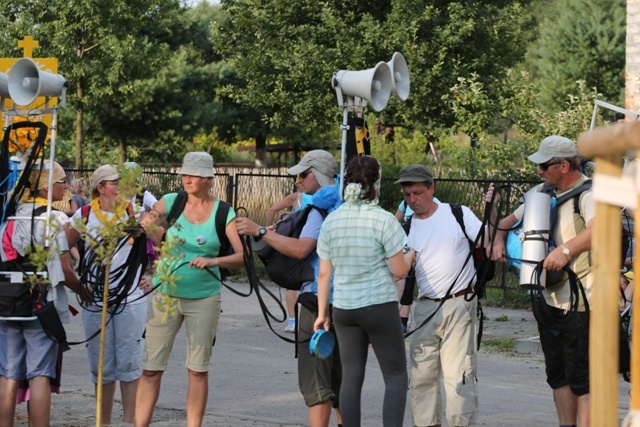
[387,52,410,101]
[332,61,392,112]
[8,58,68,107]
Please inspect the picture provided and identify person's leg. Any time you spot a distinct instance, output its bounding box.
[0,377,19,427]
[577,393,590,426]
[440,297,478,427]
[120,379,140,424]
[553,385,578,425]
[22,321,58,427]
[333,307,370,427]
[136,294,183,427]
[83,307,117,425]
[297,304,339,427]
[186,370,208,427]
[96,381,116,426]
[113,302,147,424]
[285,290,298,332]
[182,295,221,427]
[135,370,163,427]
[364,303,408,427]
[308,400,333,427]
[410,300,444,427]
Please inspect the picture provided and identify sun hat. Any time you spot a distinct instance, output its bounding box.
[179,152,215,178]
[28,160,66,191]
[394,164,434,184]
[527,136,578,164]
[309,329,336,359]
[287,150,338,188]
[91,164,120,190]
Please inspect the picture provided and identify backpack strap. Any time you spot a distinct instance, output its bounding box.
[80,204,91,224]
[450,203,472,246]
[214,200,231,258]
[165,191,187,228]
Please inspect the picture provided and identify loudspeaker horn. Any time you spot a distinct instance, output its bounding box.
[387,52,410,101]
[0,72,9,99]
[332,62,392,112]
[8,58,68,106]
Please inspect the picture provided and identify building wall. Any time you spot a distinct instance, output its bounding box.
[626,0,640,114]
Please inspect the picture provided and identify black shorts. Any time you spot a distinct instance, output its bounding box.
[538,306,589,396]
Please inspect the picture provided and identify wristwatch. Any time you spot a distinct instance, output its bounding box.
[255,227,267,241]
[560,245,571,260]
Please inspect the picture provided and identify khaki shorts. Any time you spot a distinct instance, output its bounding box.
[143,293,221,372]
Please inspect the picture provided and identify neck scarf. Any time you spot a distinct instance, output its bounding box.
[90,198,130,226]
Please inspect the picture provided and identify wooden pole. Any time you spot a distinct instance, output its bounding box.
[96,261,111,427]
[589,154,623,427]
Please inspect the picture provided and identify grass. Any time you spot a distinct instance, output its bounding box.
[480,337,517,353]
[482,286,531,310]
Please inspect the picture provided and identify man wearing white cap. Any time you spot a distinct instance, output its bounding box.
[236,150,342,427]
[487,135,594,427]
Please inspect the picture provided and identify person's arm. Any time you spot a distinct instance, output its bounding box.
[388,248,415,279]
[313,258,333,332]
[64,199,80,217]
[490,214,518,263]
[394,209,404,223]
[236,217,317,260]
[544,218,593,271]
[265,192,298,225]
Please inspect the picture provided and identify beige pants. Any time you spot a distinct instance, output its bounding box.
[410,296,478,426]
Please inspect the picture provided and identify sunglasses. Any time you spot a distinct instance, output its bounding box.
[297,170,312,179]
[539,161,562,171]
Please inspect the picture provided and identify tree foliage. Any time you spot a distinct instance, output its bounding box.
[526,0,626,113]
[215,0,536,150]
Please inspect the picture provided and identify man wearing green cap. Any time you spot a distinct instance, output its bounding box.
[396,164,492,427]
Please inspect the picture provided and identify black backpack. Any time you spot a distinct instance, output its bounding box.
[166,191,232,280]
[256,204,328,290]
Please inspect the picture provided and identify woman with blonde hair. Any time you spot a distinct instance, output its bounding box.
[135,152,244,427]
[64,177,90,217]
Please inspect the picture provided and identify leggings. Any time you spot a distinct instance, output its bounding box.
[333,302,408,427]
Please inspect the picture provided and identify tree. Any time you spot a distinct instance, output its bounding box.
[0,0,228,167]
[215,0,536,156]
[526,0,626,113]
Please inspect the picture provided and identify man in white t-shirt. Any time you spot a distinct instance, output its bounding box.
[397,164,492,427]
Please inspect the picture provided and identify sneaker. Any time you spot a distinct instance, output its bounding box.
[284,323,296,333]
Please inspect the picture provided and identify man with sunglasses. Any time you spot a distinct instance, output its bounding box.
[488,135,594,427]
[236,150,342,427]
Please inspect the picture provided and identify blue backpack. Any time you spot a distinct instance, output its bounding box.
[505,180,592,275]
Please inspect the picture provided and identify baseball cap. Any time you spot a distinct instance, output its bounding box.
[394,164,434,184]
[28,160,67,191]
[527,136,578,164]
[179,152,215,178]
[287,150,338,187]
[91,165,120,190]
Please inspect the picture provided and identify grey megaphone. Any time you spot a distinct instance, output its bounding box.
[387,52,410,101]
[8,58,68,106]
[0,72,9,99]
[332,61,392,112]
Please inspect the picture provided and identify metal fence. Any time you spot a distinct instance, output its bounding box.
[61,168,540,300]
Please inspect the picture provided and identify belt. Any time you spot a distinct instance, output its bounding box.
[420,288,468,303]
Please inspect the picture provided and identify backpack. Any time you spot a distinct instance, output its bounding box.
[165,191,232,281]
[505,180,592,276]
[450,203,496,298]
[256,204,328,290]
